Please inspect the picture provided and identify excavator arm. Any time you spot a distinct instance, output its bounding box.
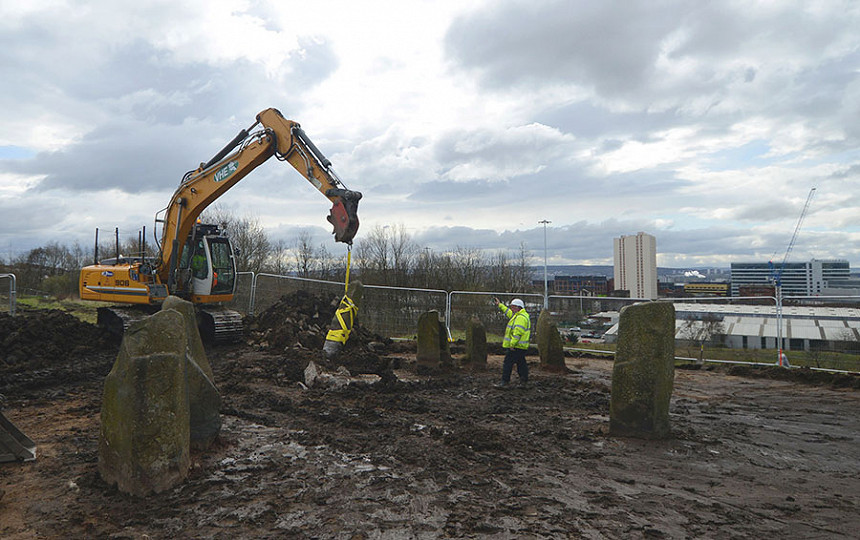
[156,108,362,283]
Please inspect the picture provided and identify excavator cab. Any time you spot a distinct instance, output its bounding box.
[178,223,237,302]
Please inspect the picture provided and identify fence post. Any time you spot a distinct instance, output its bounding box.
[0,273,16,316]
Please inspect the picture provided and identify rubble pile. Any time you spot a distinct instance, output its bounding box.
[244,290,397,380]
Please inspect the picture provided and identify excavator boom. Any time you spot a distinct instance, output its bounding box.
[79,108,362,341]
[157,108,361,283]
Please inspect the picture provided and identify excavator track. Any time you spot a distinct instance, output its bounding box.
[98,304,243,344]
[97,306,158,336]
[197,305,244,344]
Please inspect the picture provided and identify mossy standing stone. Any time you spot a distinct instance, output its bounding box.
[537,309,566,371]
[99,310,191,496]
[610,302,676,439]
[417,310,450,366]
[161,297,221,450]
[463,316,487,368]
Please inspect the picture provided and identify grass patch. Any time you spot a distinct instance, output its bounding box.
[14,295,107,324]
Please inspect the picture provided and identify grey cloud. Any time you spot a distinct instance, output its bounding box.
[445,0,679,95]
[534,102,684,140]
[0,37,339,194]
[7,119,228,193]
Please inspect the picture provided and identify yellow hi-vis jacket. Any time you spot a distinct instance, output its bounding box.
[499,303,531,350]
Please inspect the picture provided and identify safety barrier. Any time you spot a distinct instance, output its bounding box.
[242,273,447,338]
[230,273,860,372]
[0,273,16,316]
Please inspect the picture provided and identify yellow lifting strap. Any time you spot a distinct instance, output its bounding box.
[325,246,358,344]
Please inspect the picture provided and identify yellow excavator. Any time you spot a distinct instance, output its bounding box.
[79,108,362,342]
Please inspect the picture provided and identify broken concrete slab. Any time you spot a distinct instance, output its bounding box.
[304,361,381,389]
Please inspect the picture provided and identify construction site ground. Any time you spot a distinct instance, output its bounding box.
[1,299,859,539]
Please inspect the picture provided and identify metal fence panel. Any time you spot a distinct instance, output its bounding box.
[230,272,859,372]
[247,273,447,338]
[0,274,16,316]
[225,272,255,315]
[447,291,545,339]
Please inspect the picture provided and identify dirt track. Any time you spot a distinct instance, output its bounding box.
[1,303,859,539]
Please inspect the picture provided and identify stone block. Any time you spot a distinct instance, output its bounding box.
[463,316,487,368]
[537,309,565,371]
[161,297,221,450]
[610,302,676,439]
[416,310,450,366]
[99,310,191,496]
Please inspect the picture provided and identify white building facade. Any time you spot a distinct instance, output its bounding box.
[613,232,658,300]
[730,259,850,296]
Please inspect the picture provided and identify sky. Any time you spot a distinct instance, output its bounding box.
[1,0,859,270]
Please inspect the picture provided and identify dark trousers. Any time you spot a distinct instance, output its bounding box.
[502,348,528,383]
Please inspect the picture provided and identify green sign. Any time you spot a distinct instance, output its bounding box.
[214,161,239,182]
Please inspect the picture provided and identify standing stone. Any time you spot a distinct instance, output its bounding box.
[537,309,566,371]
[162,297,221,450]
[99,310,191,496]
[610,302,676,439]
[463,316,487,368]
[417,310,451,367]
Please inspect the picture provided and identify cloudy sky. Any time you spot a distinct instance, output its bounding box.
[1,0,858,269]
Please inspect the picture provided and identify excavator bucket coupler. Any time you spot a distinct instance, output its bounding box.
[327,189,362,244]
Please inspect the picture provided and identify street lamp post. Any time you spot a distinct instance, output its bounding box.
[539,219,551,310]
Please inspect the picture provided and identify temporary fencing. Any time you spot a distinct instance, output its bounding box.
[233,273,447,338]
[0,273,16,316]
[225,272,860,372]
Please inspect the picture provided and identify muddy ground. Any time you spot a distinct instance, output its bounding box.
[1,295,859,539]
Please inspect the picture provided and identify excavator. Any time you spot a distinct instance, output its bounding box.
[79,108,362,342]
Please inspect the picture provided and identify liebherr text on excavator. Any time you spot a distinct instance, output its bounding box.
[79,108,362,341]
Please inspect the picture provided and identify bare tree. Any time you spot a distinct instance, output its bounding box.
[202,207,271,273]
[679,313,725,359]
[292,230,316,278]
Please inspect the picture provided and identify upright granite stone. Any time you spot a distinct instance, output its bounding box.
[416,310,451,367]
[463,316,487,368]
[537,309,566,371]
[610,302,676,439]
[161,296,221,450]
[99,310,191,496]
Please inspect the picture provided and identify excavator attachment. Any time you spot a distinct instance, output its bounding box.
[0,410,36,463]
[327,189,362,244]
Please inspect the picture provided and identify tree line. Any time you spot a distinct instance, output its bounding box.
[1,209,536,297]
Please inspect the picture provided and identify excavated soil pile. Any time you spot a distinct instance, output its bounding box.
[0,311,119,399]
[726,363,860,389]
[244,290,396,381]
[0,310,117,371]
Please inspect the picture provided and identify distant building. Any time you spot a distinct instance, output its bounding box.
[602,303,860,353]
[683,283,730,297]
[553,275,609,296]
[613,232,657,300]
[730,260,850,297]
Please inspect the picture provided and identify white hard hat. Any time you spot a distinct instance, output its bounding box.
[511,299,525,308]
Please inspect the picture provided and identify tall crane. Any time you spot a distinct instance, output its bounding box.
[771,186,816,366]
[770,187,816,286]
